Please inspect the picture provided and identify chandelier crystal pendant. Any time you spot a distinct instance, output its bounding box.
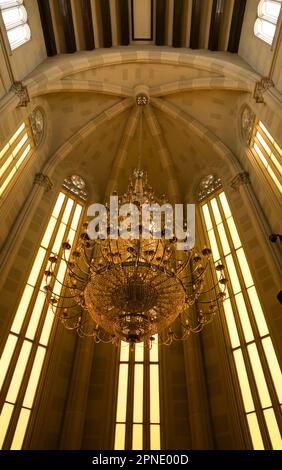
[44,95,227,347]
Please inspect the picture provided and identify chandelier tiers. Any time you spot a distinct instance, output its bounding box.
[44,168,227,347]
[44,93,227,347]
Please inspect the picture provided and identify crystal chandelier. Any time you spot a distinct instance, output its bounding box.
[44,96,227,347]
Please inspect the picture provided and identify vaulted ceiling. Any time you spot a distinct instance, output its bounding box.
[26,48,257,203]
[37,0,246,56]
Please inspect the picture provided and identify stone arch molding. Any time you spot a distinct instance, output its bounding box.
[7,48,253,198]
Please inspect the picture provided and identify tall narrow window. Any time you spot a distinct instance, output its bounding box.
[114,336,161,450]
[250,120,282,194]
[0,0,31,50]
[199,176,282,450]
[254,0,281,45]
[0,176,86,449]
[0,120,34,198]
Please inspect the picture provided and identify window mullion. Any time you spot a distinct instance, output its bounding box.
[125,348,134,450]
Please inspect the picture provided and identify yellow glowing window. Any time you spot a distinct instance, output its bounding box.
[235,293,254,343]
[0,191,84,450]
[116,364,129,423]
[262,337,282,402]
[263,409,282,450]
[6,340,32,403]
[0,403,14,449]
[247,343,272,408]
[114,424,126,450]
[0,335,18,392]
[150,364,160,423]
[23,347,46,409]
[233,349,255,413]
[201,188,282,449]
[133,364,143,423]
[10,408,31,450]
[132,424,143,450]
[150,424,161,450]
[207,229,220,262]
[223,299,240,348]
[247,413,264,450]
[0,122,33,198]
[251,120,282,193]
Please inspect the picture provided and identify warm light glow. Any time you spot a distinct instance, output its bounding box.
[201,188,282,449]
[0,190,84,449]
[251,120,282,193]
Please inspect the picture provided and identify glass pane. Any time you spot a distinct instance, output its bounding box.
[150,335,158,362]
[247,412,264,450]
[236,248,254,288]
[150,424,161,450]
[25,291,46,340]
[132,424,143,450]
[207,229,220,262]
[0,403,14,449]
[116,364,128,422]
[202,204,212,231]
[233,349,255,413]
[114,424,126,450]
[247,343,272,408]
[12,133,28,157]
[259,121,273,142]
[11,284,33,334]
[210,198,222,224]
[235,293,254,343]
[52,193,65,218]
[257,131,271,155]
[262,337,282,402]
[52,262,67,296]
[40,217,57,248]
[71,204,83,230]
[10,408,31,450]
[223,299,240,349]
[225,254,241,294]
[0,166,16,195]
[133,364,143,423]
[15,143,30,168]
[150,364,160,423]
[62,198,74,224]
[6,340,32,403]
[217,223,231,255]
[2,6,27,29]
[51,223,67,254]
[219,192,231,218]
[0,154,13,177]
[268,165,282,192]
[270,152,282,175]
[254,142,268,166]
[263,408,282,450]
[0,142,9,161]
[247,287,269,336]
[119,342,129,362]
[23,346,46,409]
[9,122,25,146]
[39,307,55,346]
[135,342,144,362]
[0,335,17,392]
[27,247,46,287]
[226,217,241,249]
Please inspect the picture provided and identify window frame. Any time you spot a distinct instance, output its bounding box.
[0,0,31,51]
[254,0,282,45]
[200,188,282,450]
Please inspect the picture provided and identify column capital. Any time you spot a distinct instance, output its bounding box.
[34,173,53,192]
[230,172,250,192]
